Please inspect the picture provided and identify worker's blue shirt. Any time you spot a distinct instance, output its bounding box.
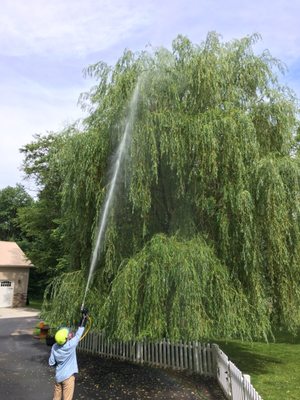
[49,326,85,383]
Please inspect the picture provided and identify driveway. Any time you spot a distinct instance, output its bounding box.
[0,306,40,319]
[0,308,224,399]
[0,308,53,400]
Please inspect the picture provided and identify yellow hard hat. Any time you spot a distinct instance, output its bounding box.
[55,328,69,345]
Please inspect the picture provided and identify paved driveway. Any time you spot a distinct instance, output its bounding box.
[0,306,40,319]
[0,308,224,400]
[0,310,53,400]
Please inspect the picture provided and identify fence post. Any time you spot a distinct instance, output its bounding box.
[228,362,234,400]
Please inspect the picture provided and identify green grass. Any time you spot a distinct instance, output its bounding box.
[26,298,43,310]
[215,330,300,400]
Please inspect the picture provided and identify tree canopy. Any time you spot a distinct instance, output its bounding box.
[24,33,300,340]
[0,184,33,242]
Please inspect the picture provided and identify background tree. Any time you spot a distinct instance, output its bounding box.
[0,184,33,241]
[18,132,72,297]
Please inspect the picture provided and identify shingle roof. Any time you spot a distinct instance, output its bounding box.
[0,241,33,267]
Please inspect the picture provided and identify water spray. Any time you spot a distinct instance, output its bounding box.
[81,79,141,311]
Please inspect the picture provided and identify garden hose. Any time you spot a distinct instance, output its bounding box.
[80,315,92,341]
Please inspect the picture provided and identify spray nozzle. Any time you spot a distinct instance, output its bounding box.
[81,307,89,316]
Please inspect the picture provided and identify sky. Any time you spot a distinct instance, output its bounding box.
[1,0,300,194]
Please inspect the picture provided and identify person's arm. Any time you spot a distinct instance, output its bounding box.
[48,346,56,366]
[64,308,89,349]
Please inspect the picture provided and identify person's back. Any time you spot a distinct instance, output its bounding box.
[49,309,88,400]
[49,326,84,383]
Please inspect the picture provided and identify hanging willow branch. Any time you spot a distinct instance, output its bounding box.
[99,234,271,341]
[41,32,300,339]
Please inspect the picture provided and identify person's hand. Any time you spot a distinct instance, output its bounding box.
[79,308,89,327]
[81,307,89,316]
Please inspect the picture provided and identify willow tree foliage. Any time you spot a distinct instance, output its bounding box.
[40,33,300,340]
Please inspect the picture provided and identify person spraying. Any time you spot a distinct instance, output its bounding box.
[49,308,89,400]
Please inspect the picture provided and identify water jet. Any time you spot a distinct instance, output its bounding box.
[81,80,140,310]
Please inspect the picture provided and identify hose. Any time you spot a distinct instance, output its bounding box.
[79,315,92,341]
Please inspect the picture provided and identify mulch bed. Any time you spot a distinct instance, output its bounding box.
[75,352,226,399]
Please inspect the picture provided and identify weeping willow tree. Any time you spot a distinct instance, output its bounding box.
[41,33,300,340]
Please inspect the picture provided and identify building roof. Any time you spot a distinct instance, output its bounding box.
[0,241,33,268]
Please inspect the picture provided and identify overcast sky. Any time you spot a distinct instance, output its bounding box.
[1,0,300,193]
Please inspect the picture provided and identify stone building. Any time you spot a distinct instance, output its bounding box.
[0,241,33,307]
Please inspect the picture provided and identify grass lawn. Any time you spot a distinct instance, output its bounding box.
[26,298,43,310]
[215,330,300,400]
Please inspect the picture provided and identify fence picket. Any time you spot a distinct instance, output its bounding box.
[162,340,167,368]
[133,341,137,362]
[182,341,189,369]
[198,342,203,374]
[207,344,212,375]
[179,341,184,370]
[174,342,178,369]
[159,340,162,366]
[166,340,170,367]
[147,342,150,364]
[170,342,174,369]
[144,341,147,364]
[203,343,207,375]
[194,341,199,373]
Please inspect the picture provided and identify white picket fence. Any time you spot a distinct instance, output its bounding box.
[78,333,215,375]
[78,332,262,400]
[214,345,262,400]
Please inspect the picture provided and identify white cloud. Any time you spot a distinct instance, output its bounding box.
[0,0,298,82]
[1,0,300,62]
[0,0,154,57]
